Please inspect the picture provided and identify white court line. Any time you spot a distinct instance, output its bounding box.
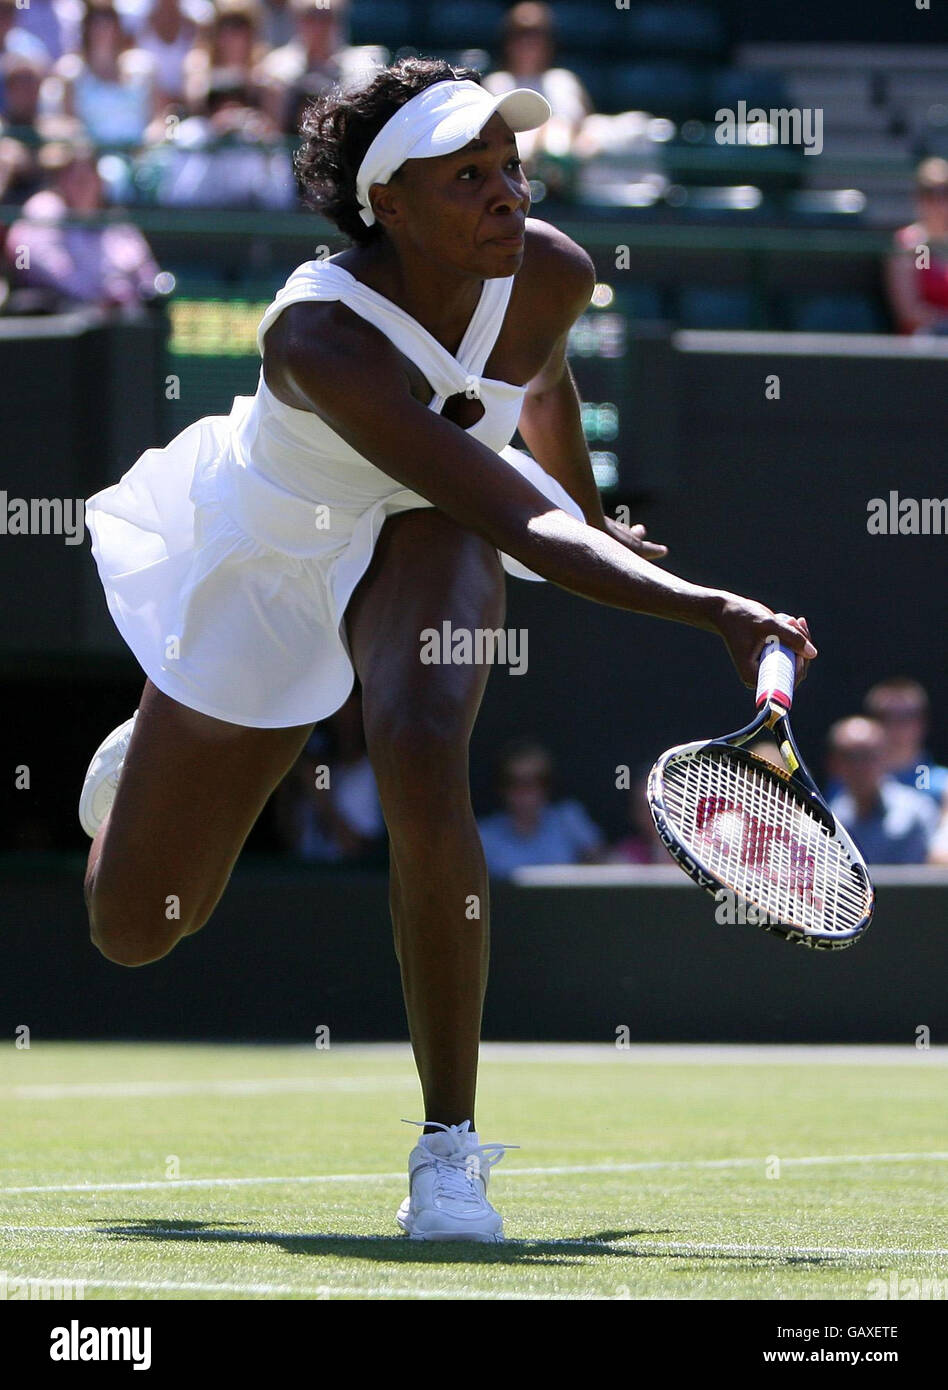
[3,1151,945,1195]
[528,1151,948,1175]
[3,1077,415,1101]
[0,1273,575,1300]
[475,1043,948,1066]
[646,1242,948,1260]
[4,1046,945,1096]
[3,1228,948,1262]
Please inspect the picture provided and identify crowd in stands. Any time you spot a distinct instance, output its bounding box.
[0,0,591,220]
[0,0,605,309]
[2,1,948,330]
[274,675,948,874]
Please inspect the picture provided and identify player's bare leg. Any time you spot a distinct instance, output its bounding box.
[84,679,313,966]
[345,508,505,1132]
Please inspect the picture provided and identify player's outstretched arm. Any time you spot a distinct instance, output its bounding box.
[272,304,817,686]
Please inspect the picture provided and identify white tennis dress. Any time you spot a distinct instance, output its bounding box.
[85,259,584,728]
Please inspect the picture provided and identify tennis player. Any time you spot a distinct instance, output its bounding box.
[81,58,816,1242]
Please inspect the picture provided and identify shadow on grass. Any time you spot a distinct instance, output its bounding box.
[93,1219,833,1267]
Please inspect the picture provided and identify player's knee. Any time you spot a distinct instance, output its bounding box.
[367,697,469,792]
[86,880,194,967]
[89,912,177,967]
[90,920,172,967]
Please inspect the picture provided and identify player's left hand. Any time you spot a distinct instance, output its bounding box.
[602,516,668,561]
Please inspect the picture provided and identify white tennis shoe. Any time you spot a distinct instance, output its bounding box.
[78,712,138,838]
[395,1119,517,1242]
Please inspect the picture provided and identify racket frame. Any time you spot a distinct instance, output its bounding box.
[648,698,875,949]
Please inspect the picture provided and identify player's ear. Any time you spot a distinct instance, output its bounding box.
[369,181,403,232]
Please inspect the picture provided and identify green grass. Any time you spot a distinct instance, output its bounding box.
[1,1043,945,1300]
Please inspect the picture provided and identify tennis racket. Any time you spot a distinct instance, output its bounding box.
[647,635,874,949]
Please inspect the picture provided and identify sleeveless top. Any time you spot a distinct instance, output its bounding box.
[231,258,528,502]
[85,256,584,727]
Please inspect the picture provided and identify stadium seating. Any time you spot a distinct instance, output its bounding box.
[677,283,755,328]
[707,67,789,116]
[732,41,948,226]
[425,2,507,50]
[784,188,868,225]
[623,4,727,63]
[604,62,707,121]
[348,0,414,49]
[542,2,619,55]
[784,292,887,334]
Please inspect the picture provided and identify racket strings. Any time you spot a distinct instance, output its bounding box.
[661,752,868,935]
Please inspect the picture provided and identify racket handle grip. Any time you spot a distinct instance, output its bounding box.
[755,636,796,709]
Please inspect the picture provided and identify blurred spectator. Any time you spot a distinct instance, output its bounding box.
[10,0,70,61]
[273,691,385,863]
[144,67,295,207]
[53,1,156,146]
[138,0,214,108]
[256,0,382,132]
[0,53,55,202]
[0,127,27,181]
[483,2,591,164]
[862,677,948,809]
[886,158,948,335]
[0,135,32,287]
[608,771,665,864]
[258,0,294,50]
[477,739,603,879]
[5,137,160,307]
[0,130,36,210]
[2,50,49,133]
[0,0,52,67]
[826,716,933,865]
[182,0,265,114]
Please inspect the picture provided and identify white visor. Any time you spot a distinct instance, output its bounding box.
[355,78,551,226]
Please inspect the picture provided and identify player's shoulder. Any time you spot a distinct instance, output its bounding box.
[264,260,397,363]
[263,295,410,405]
[268,298,368,361]
[522,217,596,312]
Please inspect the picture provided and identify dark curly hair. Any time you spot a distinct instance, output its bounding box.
[294,57,482,246]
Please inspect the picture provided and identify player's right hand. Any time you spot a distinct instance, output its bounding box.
[714,596,817,689]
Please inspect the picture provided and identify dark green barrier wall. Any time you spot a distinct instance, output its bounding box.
[0,307,169,660]
[2,860,945,1043]
[1,315,945,845]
